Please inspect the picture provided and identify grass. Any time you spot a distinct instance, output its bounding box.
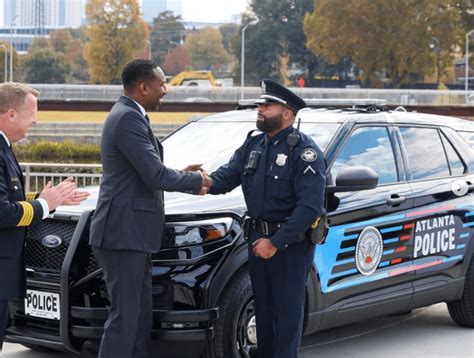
[37,111,208,123]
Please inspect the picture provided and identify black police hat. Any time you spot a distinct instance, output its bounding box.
[255,79,306,114]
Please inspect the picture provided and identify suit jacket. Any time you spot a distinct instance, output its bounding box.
[89,96,201,253]
[0,136,43,300]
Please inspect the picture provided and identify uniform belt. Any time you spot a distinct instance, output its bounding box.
[249,218,284,235]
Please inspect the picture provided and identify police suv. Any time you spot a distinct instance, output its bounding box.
[5,100,474,357]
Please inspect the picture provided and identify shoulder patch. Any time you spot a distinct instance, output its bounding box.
[301,148,317,162]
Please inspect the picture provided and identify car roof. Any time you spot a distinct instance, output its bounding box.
[197,101,474,132]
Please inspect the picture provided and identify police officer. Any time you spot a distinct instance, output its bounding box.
[208,79,326,357]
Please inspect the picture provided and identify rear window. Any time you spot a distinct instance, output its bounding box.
[400,127,450,180]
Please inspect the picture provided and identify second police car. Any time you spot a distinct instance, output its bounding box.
[5,99,474,357]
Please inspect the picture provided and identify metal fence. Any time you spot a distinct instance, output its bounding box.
[20,163,102,192]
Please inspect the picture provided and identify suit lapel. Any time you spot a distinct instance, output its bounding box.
[6,148,23,180]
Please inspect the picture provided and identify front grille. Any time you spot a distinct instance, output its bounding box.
[13,312,60,336]
[25,220,77,272]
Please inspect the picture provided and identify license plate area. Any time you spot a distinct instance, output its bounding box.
[24,289,60,320]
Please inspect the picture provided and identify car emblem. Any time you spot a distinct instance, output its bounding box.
[275,153,287,166]
[41,235,62,249]
[355,226,383,275]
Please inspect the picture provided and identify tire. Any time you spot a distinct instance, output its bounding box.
[205,268,256,358]
[447,256,474,327]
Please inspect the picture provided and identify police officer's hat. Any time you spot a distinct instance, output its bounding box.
[255,79,306,114]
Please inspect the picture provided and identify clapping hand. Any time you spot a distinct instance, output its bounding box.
[39,177,76,211]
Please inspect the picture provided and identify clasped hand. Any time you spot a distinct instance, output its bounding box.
[252,238,278,259]
[182,163,212,195]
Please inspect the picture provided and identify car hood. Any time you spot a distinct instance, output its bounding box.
[52,185,247,218]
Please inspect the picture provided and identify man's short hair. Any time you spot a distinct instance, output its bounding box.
[122,59,160,91]
[0,82,39,114]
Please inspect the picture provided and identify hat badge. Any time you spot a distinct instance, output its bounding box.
[261,81,266,94]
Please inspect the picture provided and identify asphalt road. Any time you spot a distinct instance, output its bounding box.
[3,303,473,357]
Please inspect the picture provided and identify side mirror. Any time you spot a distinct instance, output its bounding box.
[327,166,378,193]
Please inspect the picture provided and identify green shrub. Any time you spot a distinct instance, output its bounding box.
[14,140,101,164]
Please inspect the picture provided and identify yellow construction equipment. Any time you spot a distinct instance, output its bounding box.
[167,71,220,87]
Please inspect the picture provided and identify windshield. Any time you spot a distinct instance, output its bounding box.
[163,120,339,172]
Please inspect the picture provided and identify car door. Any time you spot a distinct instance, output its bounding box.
[316,122,415,330]
[396,125,474,306]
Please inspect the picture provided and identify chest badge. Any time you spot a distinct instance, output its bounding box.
[301,148,317,162]
[275,153,287,167]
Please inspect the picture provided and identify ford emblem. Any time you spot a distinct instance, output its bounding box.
[41,235,62,248]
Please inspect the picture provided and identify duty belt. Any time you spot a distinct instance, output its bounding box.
[249,218,284,235]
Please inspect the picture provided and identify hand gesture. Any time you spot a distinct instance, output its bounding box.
[252,238,277,259]
[62,190,91,206]
[39,177,76,211]
[199,170,212,195]
[183,163,203,172]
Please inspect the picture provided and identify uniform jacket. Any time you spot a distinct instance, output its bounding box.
[89,96,202,253]
[0,136,43,300]
[210,126,326,249]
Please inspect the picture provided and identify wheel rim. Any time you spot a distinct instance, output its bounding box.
[236,296,257,355]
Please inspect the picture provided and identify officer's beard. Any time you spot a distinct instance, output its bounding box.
[256,114,283,133]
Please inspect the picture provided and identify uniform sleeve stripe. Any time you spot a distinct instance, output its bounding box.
[26,192,38,201]
[16,201,34,227]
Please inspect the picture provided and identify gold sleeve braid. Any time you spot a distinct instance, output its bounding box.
[16,201,34,227]
[26,192,39,201]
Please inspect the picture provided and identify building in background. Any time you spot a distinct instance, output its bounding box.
[141,0,182,23]
[0,0,84,53]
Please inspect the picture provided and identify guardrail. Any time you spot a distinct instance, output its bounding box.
[20,163,102,192]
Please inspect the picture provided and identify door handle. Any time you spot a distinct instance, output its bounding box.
[386,195,406,206]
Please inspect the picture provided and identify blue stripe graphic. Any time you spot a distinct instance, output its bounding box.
[463,222,474,228]
[381,226,403,234]
[379,261,390,267]
[334,258,355,266]
[384,238,399,244]
[339,246,356,253]
[460,233,470,239]
[383,249,395,255]
[466,212,474,217]
[329,269,358,279]
[456,244,466,250]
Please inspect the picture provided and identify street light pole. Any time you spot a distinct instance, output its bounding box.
[0,45,7,82]
[429,37,440,86]
[9,14,19,82]
[465,30,474,101]
[240,20,258,99]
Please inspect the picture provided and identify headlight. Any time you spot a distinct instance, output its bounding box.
[163,217,234,247]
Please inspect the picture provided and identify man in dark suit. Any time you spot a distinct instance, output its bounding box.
[0,82,89,351]
[89,59,210,358]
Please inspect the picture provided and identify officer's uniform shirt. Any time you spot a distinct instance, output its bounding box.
[210,125,326,250]
[0,131,49,218]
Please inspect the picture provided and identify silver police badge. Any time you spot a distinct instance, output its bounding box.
[355,226,383,276]
[261,80,266,94]
[301,148,317,162]
[276,153,287,166]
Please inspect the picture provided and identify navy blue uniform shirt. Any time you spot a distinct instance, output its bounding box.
[210,126,326,249]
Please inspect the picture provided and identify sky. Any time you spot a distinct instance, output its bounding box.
[180,0,249,23]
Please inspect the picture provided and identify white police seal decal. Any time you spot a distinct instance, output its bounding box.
[301,148,317,162]
[355,226,383,275]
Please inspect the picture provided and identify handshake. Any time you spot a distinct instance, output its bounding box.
[182,164,212,196]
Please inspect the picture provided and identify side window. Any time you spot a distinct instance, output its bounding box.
[331,126,398,185]
[440,133,465,176]
[399,127,450,180]
[458,131,474,149]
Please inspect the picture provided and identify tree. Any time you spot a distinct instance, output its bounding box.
[234,0,319,86]
[24,39,70,83]
[304,0,465,88]
[49,28,73,53]
[184,27,231,74]
[150,11,185,65]
[162,46,191,75]
[219,24,239,52]
[84,0,148,84]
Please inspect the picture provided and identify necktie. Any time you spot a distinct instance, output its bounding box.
[144,114,150,123]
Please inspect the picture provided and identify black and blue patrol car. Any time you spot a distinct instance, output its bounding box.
[5,100,474,357]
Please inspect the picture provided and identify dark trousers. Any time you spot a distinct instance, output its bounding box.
[0,300,9,351]
[92,247,152,358]
[248,231,314,358]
